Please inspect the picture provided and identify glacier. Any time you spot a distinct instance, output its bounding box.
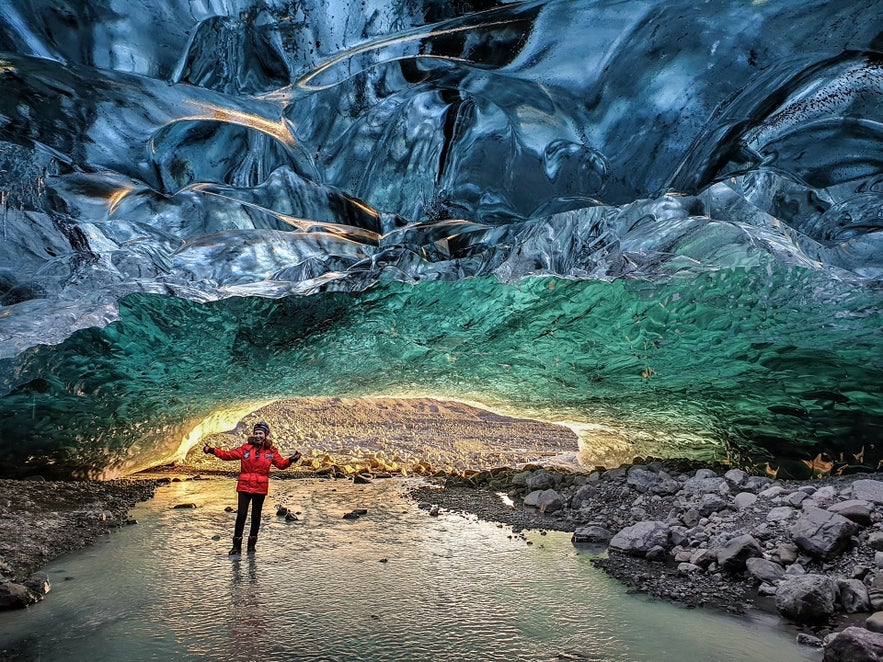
[0,0,881,479]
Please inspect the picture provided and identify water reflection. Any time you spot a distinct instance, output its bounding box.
[0,477,820,662]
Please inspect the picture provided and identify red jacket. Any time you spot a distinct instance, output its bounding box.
[212,441,292,494]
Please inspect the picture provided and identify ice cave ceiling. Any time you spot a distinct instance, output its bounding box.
[0,0,881,479]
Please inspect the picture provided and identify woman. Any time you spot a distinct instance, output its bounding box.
[203,421,302,555]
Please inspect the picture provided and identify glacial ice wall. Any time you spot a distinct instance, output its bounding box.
[0,0,881,478]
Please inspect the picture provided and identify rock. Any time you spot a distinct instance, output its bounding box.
[790,506,860,559]
[678,562,702,575]
[698,494,729,516]
[608,521,671,557]
[524,489,564,513]
[571,525,613,544]
[828,500,874,526]
[837,578,871,613]
[695,468,718,479]
[758,485,787,499]
[626,467,659,493]
[681,508,700,528]
[429,505,440,516]
[173,503,197,509]
[853,480,883,504]
[867,611,883,633]
[823,626,883,661]
[868,574,883,610]
[767,506,796,522]
[24,572,50,600]
[746,557,785,583]
[787,491,810,507]
[775,574,838,623]
[724,469,747,485]
[353,473,373,484]
[796,633,823,648]
[716,534,763,572]
[525,470,556,491]
[0,581,32,609]
[682,476,728,495]
[733,492,757,510]
[570,484,597,508]
[869,532,883,551]
[778,542,799,565]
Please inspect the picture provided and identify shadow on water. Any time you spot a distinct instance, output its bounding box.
[0,477,821,661]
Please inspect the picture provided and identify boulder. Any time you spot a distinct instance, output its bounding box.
[571,525,613,544]
[775,574,838,623]
[608,521,671,556]
[716,534,763,572]
[746,557,785,583]
[626,467,659,493]
[524,489,564,513]
[790,506,860,559]
[823,627,883,661]
[682,476,728,495]
[869,532,883,551]
[733,492,757,510]
[724,469,747,485]
[767,506,796,522]
[853,480,883,505]
[837,579,871,614]
[867,612,883,633]
[828,500,874,526]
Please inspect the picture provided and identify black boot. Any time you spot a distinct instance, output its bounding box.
[229,536,242,555]
[246,535,257,554]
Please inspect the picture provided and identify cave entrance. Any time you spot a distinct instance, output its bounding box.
[183,396,581,478]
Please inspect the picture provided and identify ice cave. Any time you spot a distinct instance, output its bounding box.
[0,0,881,480]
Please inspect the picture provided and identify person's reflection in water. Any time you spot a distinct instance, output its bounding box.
[228,556,269,660]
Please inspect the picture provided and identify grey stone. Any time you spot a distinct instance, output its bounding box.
[853,480,883,505]
[682,476,729,495]
[571,525,613,544]
[790,506,860,559]
[681,508,700,528]
[823,627,883,661]
[836,579,871,614]
[570,484,598,509]
[796,633,823,647]
[827,500,874,526]
[733,492,758,510]
[746,557,785,583]
[626,467,659,493]
[678,562,702,575]
[743,476,773,492]
[0,582,32,609]
[758,485,787,499]
[869,531,883,551]
[724,469,747,485]
[867,611,883,633]
[525,470,557,491]
[767,506,797,522]
[698,493,729,516]
[650,479,681,496]
[609,521,672,556]
[694,468,718,479]
[524,489,563,513]
[778,542,799,565]
[787,491,810,507]
[775,574,838,623]
[716,534,763,572]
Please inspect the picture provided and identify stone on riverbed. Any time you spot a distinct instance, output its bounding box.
[716,534,762,572]
[790,506,860,559]
[571,525,613,544]
[746,557,785,583]
[852,480,883,505]
[823,626,883,661]
[523,489,564,513]
[775,574,838,623]
[608,521,671,557]
[837,579,871,614]
[0,571,51,609]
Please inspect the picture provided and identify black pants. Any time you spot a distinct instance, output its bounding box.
[234,492,266,538]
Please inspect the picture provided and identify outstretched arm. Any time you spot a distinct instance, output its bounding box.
[203,444,246,461]
[273,449,302,469]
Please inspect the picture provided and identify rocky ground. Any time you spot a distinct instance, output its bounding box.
[4,397,883,658]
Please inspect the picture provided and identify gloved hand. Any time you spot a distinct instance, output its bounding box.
[203,444,213,455]
[289,451,302,463]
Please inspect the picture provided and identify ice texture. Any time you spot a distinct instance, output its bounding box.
[0,0,881,477]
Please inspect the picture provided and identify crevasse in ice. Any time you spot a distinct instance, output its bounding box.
[0,0,881,478]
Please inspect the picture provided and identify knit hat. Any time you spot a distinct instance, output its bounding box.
[253,421,270,435]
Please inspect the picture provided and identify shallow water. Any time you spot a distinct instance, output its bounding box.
[1,477,820,661]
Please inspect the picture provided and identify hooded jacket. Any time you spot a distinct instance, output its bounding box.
[211,438,292,494]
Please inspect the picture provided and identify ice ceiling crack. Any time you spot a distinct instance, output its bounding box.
[0,0,881,479]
